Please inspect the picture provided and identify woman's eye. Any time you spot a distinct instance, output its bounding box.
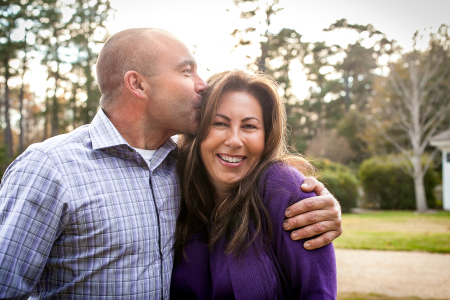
[183,69,192,75]
[213,122,227,127]
[243,124,257,129]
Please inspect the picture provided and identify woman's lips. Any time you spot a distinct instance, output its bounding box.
[216,154,246,168]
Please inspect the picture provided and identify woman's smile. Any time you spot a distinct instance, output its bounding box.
[216,154,246,166]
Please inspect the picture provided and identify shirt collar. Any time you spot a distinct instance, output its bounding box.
[90,108,130,150]
[89,109,178,167]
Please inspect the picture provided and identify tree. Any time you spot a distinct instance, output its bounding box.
[324,19,395,111]
[371,25,450,212]
[1,0,59,153]
[294,20,391,154]
[67,0,112,125]
[230,0,312,150]
[38,0,112,138]
[0,1,28,158]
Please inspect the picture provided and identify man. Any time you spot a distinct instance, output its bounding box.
[0,28,341,299]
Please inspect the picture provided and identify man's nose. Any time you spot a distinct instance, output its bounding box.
[195,75,208,94]
[225,128,243,148]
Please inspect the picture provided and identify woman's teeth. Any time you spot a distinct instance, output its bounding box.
[219,155,244,163]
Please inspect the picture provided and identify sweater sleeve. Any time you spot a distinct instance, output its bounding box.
[260,163,337,299]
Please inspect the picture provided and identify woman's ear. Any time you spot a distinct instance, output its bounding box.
[123,70,148,99]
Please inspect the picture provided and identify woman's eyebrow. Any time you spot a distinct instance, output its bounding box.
[216,114,261,124]
[242,117,261,123]
[215,114,230,121]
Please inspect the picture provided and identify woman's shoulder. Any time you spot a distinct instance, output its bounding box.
[259,162,315,211]
[260,162,307,193]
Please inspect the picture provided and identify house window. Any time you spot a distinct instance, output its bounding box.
[447,153,450,162]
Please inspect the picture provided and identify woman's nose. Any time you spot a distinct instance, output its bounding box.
[225,128,243,148]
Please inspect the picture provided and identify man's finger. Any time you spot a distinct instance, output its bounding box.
[300,177,323,193]
[288,219,342,240]
[302,230,342,250]
[285,194,335,217]
[283,208,339,230]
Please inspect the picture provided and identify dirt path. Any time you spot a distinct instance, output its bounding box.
[336,249,450,299]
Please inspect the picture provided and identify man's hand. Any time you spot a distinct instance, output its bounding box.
[283,177,342,250]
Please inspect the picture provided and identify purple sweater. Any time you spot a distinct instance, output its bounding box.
[171,163,337,299]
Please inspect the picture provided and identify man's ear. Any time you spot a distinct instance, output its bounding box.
[123,70,148,99]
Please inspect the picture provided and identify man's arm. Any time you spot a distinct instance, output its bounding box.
[0,149,69,298]
[283,177,342,250]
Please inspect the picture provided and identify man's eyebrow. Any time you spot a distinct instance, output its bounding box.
[176,59,196,68]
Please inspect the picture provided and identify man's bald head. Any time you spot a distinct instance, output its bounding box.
[96,28,176,109]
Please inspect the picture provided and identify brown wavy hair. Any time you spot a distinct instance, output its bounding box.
[174,70,314,260]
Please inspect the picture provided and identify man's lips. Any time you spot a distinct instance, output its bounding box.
[216,154,246,167]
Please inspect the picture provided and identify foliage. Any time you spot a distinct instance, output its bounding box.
[0,146,13,179]
[300,20,395,150]
[0,0,113,158]
[306,129,355,164]
[336,110,370,164]
[335,211,450,253]
[230,0,312,150]
[368,25,450,212]
[358,155,439,209]
[310,158,359,212]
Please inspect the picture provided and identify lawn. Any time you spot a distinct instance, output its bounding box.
[338,292,443,300]
[334,211,450,253]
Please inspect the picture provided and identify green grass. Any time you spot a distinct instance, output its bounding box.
[334,211,450,253]
[338,292,445,300]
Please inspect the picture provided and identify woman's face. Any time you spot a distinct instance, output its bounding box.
[200,90,265,197]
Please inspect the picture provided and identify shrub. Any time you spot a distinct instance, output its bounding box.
[358,155,439,210]
[310,158,359,213]
[0,146,13,180]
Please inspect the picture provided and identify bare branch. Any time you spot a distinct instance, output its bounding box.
[422,148,440,175]
[374,120,409,156]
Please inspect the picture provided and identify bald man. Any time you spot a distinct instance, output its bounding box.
[0,28,341,299]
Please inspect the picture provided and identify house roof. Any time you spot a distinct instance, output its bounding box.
[431,129,450,142]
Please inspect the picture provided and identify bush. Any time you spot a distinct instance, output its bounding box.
[310,158,359,213]
[358,155,439,210]
[0,146,13,180]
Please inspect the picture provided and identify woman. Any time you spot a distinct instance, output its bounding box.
[171,70,337,299]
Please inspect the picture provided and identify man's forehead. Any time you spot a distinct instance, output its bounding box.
[158,41,195,65]
[176,58,197,68]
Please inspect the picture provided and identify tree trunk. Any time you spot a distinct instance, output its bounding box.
[412,151,428,212]
[43,78,51,141]
[413,171,428,212]
[51,67,60,137]
[84,48,96,124]
[3,57,13,158]
[71,87,77,130]
[19,30,28,153]
[258,40,268,72]
[19,82,24,153]
[344,71,350,111]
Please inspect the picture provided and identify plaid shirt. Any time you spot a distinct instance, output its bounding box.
[0,109,180,299]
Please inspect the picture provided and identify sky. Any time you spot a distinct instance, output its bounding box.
[103,0,450,99]
[106,0,450,75]
[21,0,450,104]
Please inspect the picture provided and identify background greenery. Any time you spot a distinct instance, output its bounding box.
[3,0,447,212]
[358,155,440,210]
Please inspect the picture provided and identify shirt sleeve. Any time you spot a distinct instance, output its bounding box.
[0,148,70,298]
[261,163,337,299]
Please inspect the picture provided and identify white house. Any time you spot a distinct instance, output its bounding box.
[430,129,450,211]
